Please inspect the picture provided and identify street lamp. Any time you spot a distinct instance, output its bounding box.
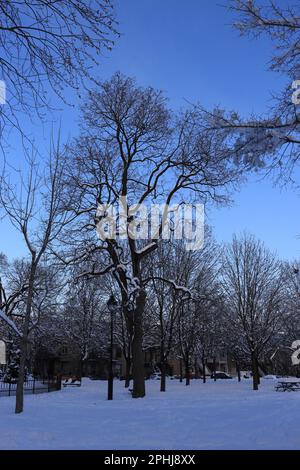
[107,294,118,400]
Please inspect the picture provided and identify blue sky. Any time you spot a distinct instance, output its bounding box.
[1,0,299,261]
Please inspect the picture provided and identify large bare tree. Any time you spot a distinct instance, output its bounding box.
[63,73,242,398]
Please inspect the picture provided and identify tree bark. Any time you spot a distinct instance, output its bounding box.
[202,358,206,383]
[179,358,183,383]
[15,336,27,414]
[213,356,217,382]
[237,362,241,382]
[185,358,190,386]
[132,290,146,398]
[15,261,36,414]
[251,351,259,391]
[160,361,166,392]
[256,358,260,385]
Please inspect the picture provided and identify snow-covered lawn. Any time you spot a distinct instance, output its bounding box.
[1,378,300,450]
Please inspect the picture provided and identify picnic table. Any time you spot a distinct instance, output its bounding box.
[62,376,82,387]
[275,381,300,392]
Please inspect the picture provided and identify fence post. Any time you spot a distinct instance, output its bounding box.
[48,377,50,392]
[33,377,35,395]
[8,382,11,397]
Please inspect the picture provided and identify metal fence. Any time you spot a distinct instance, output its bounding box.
[0,377,61,397]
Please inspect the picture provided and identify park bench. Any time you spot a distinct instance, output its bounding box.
[275,381,300,392]
[62,376,82,387]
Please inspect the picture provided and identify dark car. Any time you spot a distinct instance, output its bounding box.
[211,372,232,379]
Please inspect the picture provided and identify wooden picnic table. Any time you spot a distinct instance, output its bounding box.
[62,376,82,387]
[275,381,300,392]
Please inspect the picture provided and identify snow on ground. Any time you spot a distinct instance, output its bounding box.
[1,377,300,450]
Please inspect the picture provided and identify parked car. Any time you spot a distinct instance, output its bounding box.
[211,371,232,379]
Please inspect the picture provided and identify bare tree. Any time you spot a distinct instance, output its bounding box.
[145,241,194,391]
[223,317,249,382]
[280,262,300,350]
[62,271,108,375]
[0,0,118,140]
[174,236,220,385]
[63,73,241,397]
[221,233,284,390]
[113,286,133,388]
[0,142,72,413]
[194,295,225,383]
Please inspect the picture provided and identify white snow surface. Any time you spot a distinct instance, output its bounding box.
[1,378,300,450]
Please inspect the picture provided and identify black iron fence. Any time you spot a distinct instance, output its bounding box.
[0,377,61,397]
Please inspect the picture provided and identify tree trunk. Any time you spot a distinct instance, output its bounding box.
[213,356,217,382]
[124,356,131,388]
[15,336,27,414]
[202,358,206,383]
[251,352,259,391]
[179,358,183,383]
[160,361,166,392]
[256,358,260,385]
[15,261,36,414]
[237,363,241,382]
[132,290,146,398]
[185,358,190,386]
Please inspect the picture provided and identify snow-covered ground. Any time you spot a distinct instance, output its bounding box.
[1,377,300,450]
